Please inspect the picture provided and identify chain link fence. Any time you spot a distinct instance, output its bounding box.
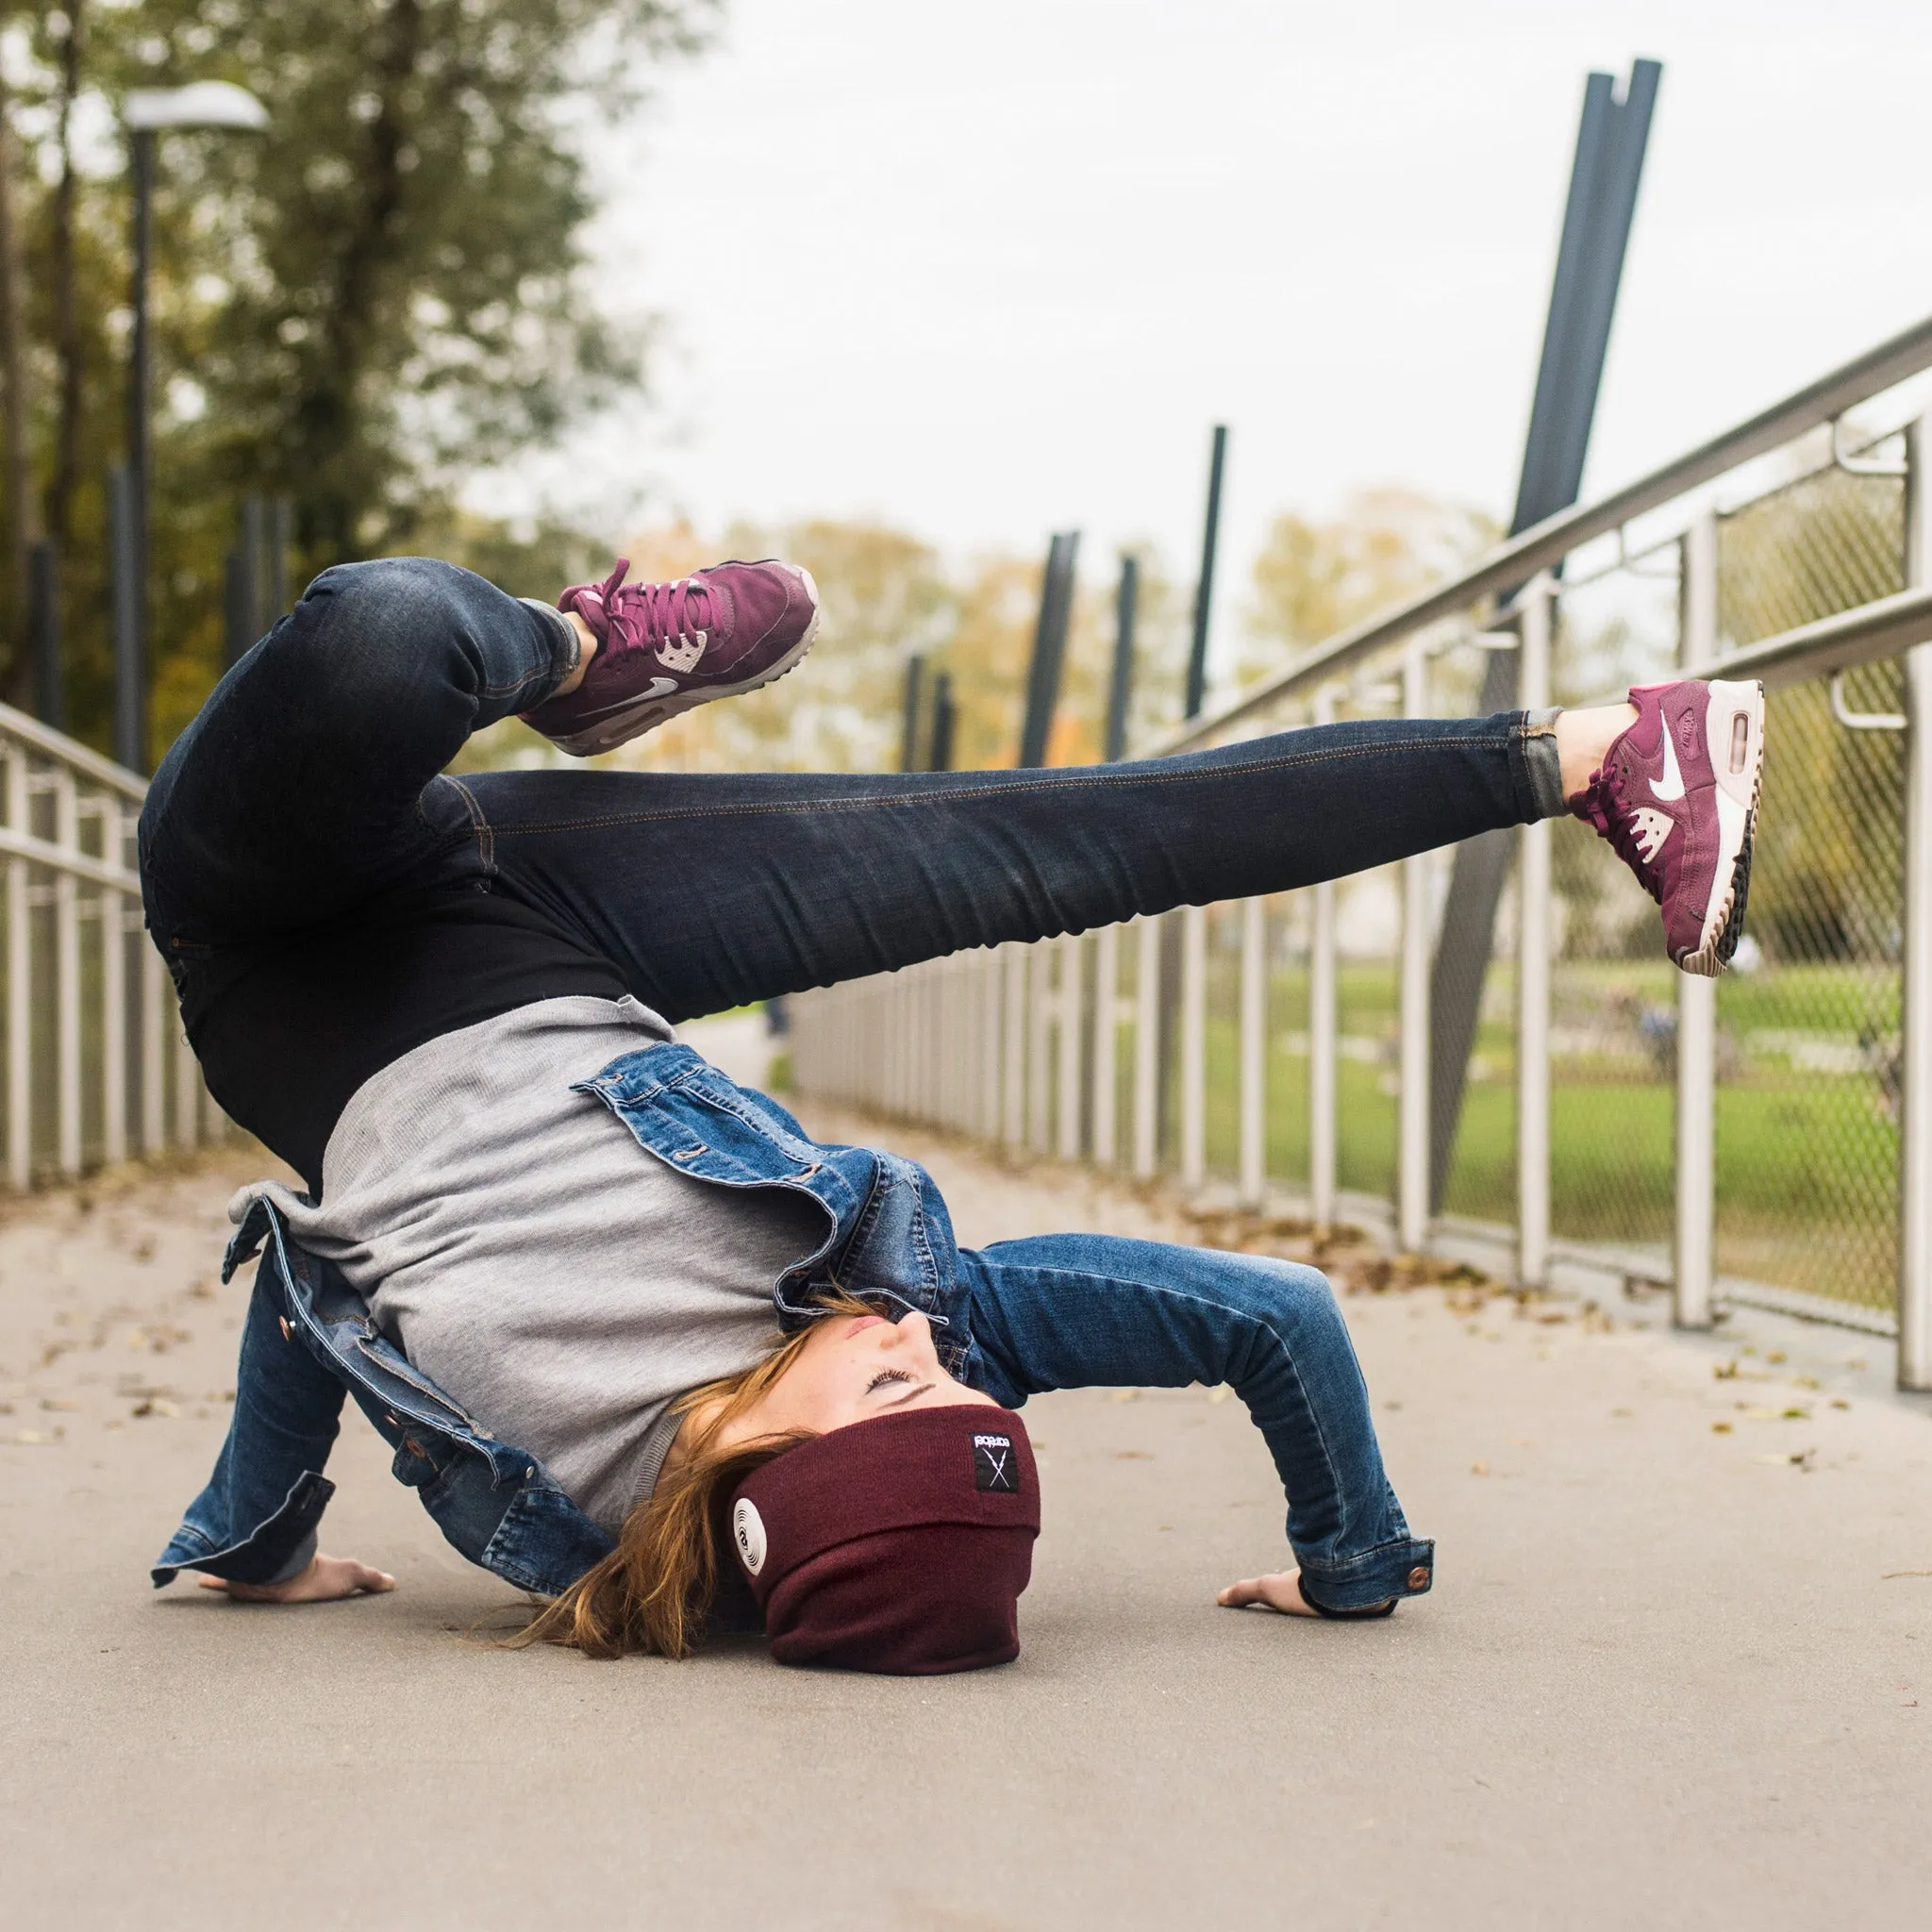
[1711,460,1907,1315]
[789,340,1932,1364]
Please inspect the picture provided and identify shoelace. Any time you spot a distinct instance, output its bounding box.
[568,558,717,658]
[1574,761,1664,906]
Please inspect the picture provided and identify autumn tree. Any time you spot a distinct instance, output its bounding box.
[2,0,713,758]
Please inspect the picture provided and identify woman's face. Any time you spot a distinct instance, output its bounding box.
[714,1310,999,1453]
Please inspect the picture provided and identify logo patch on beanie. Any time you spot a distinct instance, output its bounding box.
[973,1433,1019,1493]
[732,1496,767,1575]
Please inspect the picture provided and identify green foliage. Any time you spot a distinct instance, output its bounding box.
[1239,487,1498,676]
[3,0,713,759]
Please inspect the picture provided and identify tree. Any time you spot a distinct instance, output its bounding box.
[499,523,1201,780]
[1241,488,1497,677]
[5,0,714,758]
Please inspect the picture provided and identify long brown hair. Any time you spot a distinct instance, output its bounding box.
[514,1293,875,1660]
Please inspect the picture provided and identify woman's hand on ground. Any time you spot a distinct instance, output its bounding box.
[1217,1569,1317,1617]
[197,1554,396,1604]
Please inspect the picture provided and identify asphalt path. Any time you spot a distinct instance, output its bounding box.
[3,1096,1928,1930]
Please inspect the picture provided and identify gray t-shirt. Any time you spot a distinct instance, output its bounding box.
[232,997,825,1531]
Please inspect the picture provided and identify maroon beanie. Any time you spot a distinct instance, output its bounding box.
[726,1405,1041,1674]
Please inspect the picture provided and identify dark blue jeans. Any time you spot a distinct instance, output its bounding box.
[142,556,1555,1005]
[963,1236,1431,1610]
[142,557,1555,1612]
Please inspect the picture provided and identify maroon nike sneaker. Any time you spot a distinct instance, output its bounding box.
[523,556,821,757]
[1569,678,1766,976]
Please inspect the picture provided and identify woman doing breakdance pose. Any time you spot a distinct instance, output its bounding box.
[145,553,1765,1674]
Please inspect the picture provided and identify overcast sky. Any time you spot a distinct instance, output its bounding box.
[482,0,1932,649]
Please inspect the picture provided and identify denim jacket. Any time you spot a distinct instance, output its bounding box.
[152,1043,974,1598]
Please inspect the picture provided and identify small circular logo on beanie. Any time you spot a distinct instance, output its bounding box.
[732,1497,767,1575]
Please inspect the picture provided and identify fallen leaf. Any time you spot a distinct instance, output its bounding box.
[1114,1450,1153,1460]
[1471,1460,1491,1476]
[1767,1351,1787,1364]
[40,1397,77,1412]
[1713,1361,1739,1380]
[1793,1374,1821,1391]
[130,1398,179,1419]
[1612,1407,1634,1419]
[1711,1421,1733,1434]
[1108,1390,1139,1405]
[1831,1399,1850,1410]
[1207,1386,1233,1405]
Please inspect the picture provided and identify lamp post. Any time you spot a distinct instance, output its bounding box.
[117,81,267,771]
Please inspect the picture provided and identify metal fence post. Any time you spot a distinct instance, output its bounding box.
[1398,640,1431,1251]
[1091,924,1119,1166]
[913,967,930,1124]
[1133,916,1160,1178]
[1239,895,1266,1208]
[1027,943,1053,1149]
[1900,415,1932,1389]
[6,749,28,1189]
[1517,581,1554,1288]
[102,826,128,1168]
[54,768,81,1176]
[1180,904,1207,1190]
[979,948,1002,1139]
[1675,509,1720,1328]
[1310,689,1339,1232]
[1058,933,1084,1159]
[1002,944,1026,1148]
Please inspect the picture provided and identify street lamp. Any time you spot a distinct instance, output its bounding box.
[115,81,267,772]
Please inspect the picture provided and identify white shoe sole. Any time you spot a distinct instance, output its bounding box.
[549,564,824,758]
[1679,678,1765,977]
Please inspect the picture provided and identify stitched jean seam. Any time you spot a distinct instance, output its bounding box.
[440,775,496,876]
[488,730,1507,838]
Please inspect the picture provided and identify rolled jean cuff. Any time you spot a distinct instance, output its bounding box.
[1511,707,1566,821]
[1295,1536,1435,1615]
[518,597,580,697]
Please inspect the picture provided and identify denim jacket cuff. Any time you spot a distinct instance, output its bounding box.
[1510,708,1567,822]
[150,1471,336,1589]
[1295,1536,1435,1616]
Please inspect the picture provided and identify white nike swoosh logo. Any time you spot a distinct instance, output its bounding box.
[576,676,680,721]
[1651,726,1687,802]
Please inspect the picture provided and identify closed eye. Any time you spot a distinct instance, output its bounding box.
[865,1368,915,1396]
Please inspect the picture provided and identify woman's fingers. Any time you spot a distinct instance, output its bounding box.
[1216,1569,1317,1617]
[322,1557,398,1599]
[195,1554,397,1604]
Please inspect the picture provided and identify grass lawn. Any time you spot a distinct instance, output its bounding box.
[1178,958,1900,1314]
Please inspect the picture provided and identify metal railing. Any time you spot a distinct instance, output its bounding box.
[790,316,1932,1392]
[0,704,217,1188]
